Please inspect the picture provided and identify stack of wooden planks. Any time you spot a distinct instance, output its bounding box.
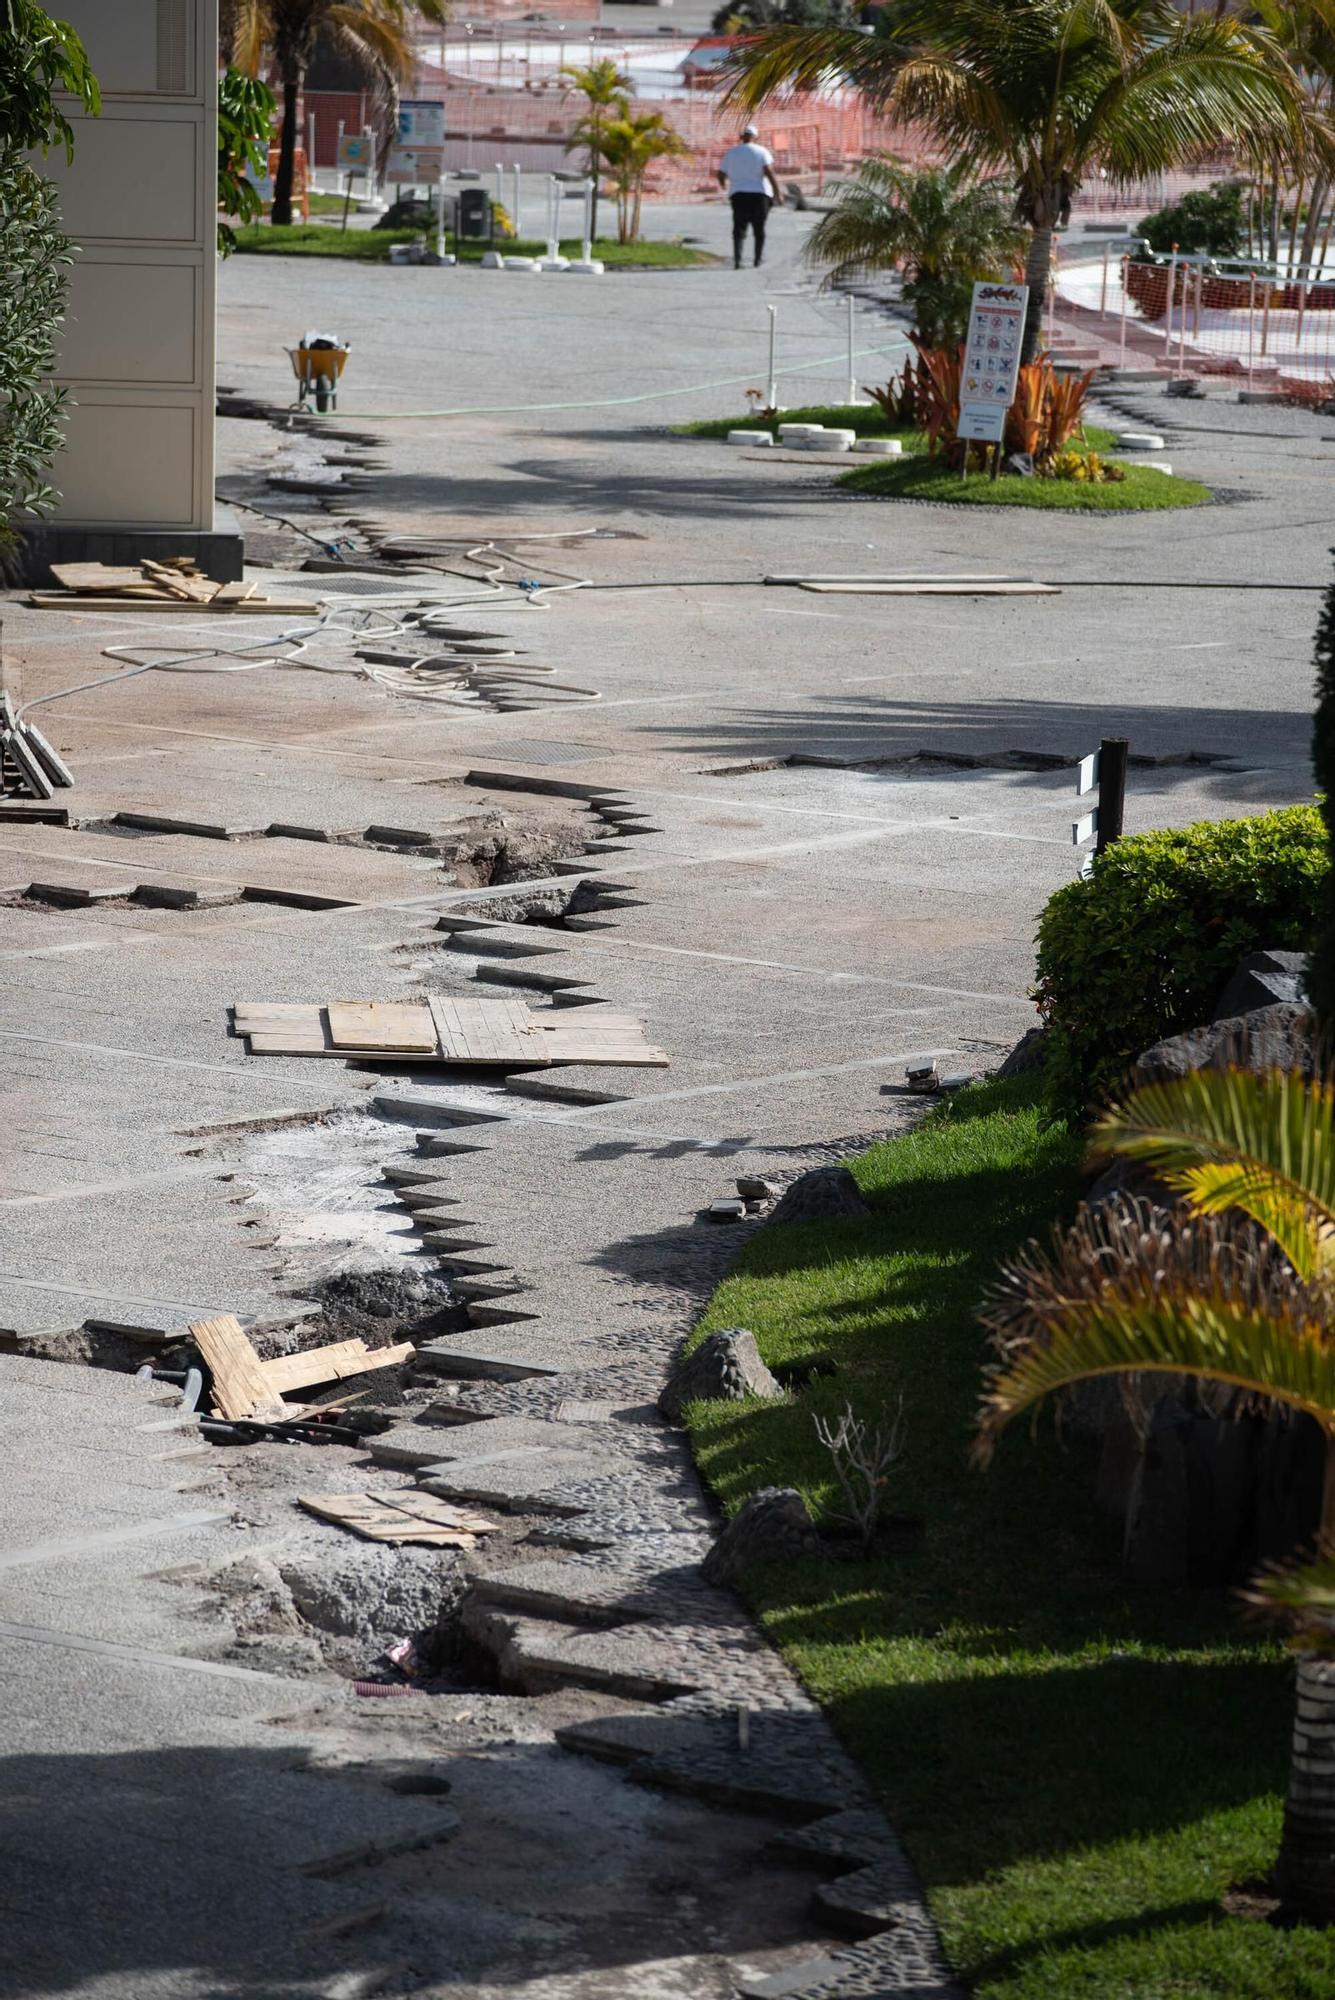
[29,559,319,614]
[233,996,670,1068]
[188,1313,413,1422]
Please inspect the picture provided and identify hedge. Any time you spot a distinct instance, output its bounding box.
[1034,805,1326,1119]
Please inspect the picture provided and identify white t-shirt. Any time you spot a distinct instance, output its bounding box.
[721,142,774,196]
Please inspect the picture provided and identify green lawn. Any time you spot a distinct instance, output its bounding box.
[839,447,1208,510]
[232,223,716,267]
[686,1076,1323,1998]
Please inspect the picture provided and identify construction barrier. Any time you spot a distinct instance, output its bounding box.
[1057,253,1335,394]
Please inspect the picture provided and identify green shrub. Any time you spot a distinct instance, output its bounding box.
[1035,806,1326,1118]
[1136,179,1247,257]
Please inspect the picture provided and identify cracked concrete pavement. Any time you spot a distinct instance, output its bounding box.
[0,197,1328,1997]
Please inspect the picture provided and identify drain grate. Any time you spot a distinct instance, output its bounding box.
[467,739,602,767]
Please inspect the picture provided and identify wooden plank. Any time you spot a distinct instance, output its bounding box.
[245,1033,342,1056]
[429,994,547,1064]
[234,1003,326,1029]
[260,1338,413,1395]
[27,594,323,614]
[327,1001,437,1053]
[187,1313,274,1421]
[298,1491,495,1547]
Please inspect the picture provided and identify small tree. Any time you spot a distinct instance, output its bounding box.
[595,111,690,244]
[218,68,276,256]
[804,158,1025,346]
[561,57,631,243]
[0,0,100,557]
[976,1066,1335,1923]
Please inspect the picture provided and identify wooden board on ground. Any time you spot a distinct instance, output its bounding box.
[299,1491,497,1547]
[235,997,671,1068]
[260,1338,414,1395]
[429,994,547,1064]
[28,592,320,614]
[187,1313,277,1421]
[327,1001,437,1053]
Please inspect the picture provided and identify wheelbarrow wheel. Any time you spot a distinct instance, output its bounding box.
[315,379,332,413]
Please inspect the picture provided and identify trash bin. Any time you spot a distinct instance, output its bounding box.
[457,188,492,241]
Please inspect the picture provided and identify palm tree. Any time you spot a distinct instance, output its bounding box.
[725,0,1314,363]
[224,0,445,228]
[804,157,1026,346]
[591,110,690,244]
[976,1062,1335,1923]
[1253,0,1335,274]
[561,57,630,244]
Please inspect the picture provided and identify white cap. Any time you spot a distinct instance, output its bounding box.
[742,124,757,138]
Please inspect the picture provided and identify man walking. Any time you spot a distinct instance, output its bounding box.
[717,125,780,270]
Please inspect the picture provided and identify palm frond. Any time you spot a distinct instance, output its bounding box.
[1079,18,1308,179]
[976,1197,1335,1462]
[1093,1067,1335,1274]
[1243,1542,1335,1650]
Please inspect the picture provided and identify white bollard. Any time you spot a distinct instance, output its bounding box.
[766,304,778,410]
[566,178,605,274]
[846,293,858,405]
[539,175,568,270]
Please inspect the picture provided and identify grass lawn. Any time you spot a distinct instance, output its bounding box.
[686,1075,1326,1998]
[839,445,1208,510]
[232,223,716,267]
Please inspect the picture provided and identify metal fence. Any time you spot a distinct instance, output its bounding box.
[1055,252,1335,391]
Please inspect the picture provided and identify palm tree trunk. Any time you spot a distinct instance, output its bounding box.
[1021,226,1054,367]
[1276,1655,1335,1922]
[590,112,600,242]
[1300,177,1330,281]
[272,69,300,228]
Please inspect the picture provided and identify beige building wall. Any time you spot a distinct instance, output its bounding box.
[43,0,218,532]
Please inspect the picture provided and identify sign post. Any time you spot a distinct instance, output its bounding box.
[959,280,1028,478]
[336,128,373,229]
[1072,737,1129,870]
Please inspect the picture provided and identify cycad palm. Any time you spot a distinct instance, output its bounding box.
[726,0,1312,362]
[978,1063,1335,1922]
[804,158,1026,345]
[225,0,445,227]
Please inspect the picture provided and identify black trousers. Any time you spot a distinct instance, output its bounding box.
[730,191,771,265]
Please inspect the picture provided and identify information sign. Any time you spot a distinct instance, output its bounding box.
[959,280,1029,444]
[398,100,446,148]
[384,144,445,183]
[337,132,373,171]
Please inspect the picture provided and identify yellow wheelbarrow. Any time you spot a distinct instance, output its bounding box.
[287,334,350,413]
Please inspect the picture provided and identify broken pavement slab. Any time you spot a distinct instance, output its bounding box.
[367,1414,601,1470]
[415,1448,624,1512]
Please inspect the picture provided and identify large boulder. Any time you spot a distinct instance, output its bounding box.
[659,1327,783,1426]
[1211,948,1306,1023]
[767,1166,870,1228]
[996,1027,1048,1079]
[1130,1001,1319,1090]
[701,1487,824,1586]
